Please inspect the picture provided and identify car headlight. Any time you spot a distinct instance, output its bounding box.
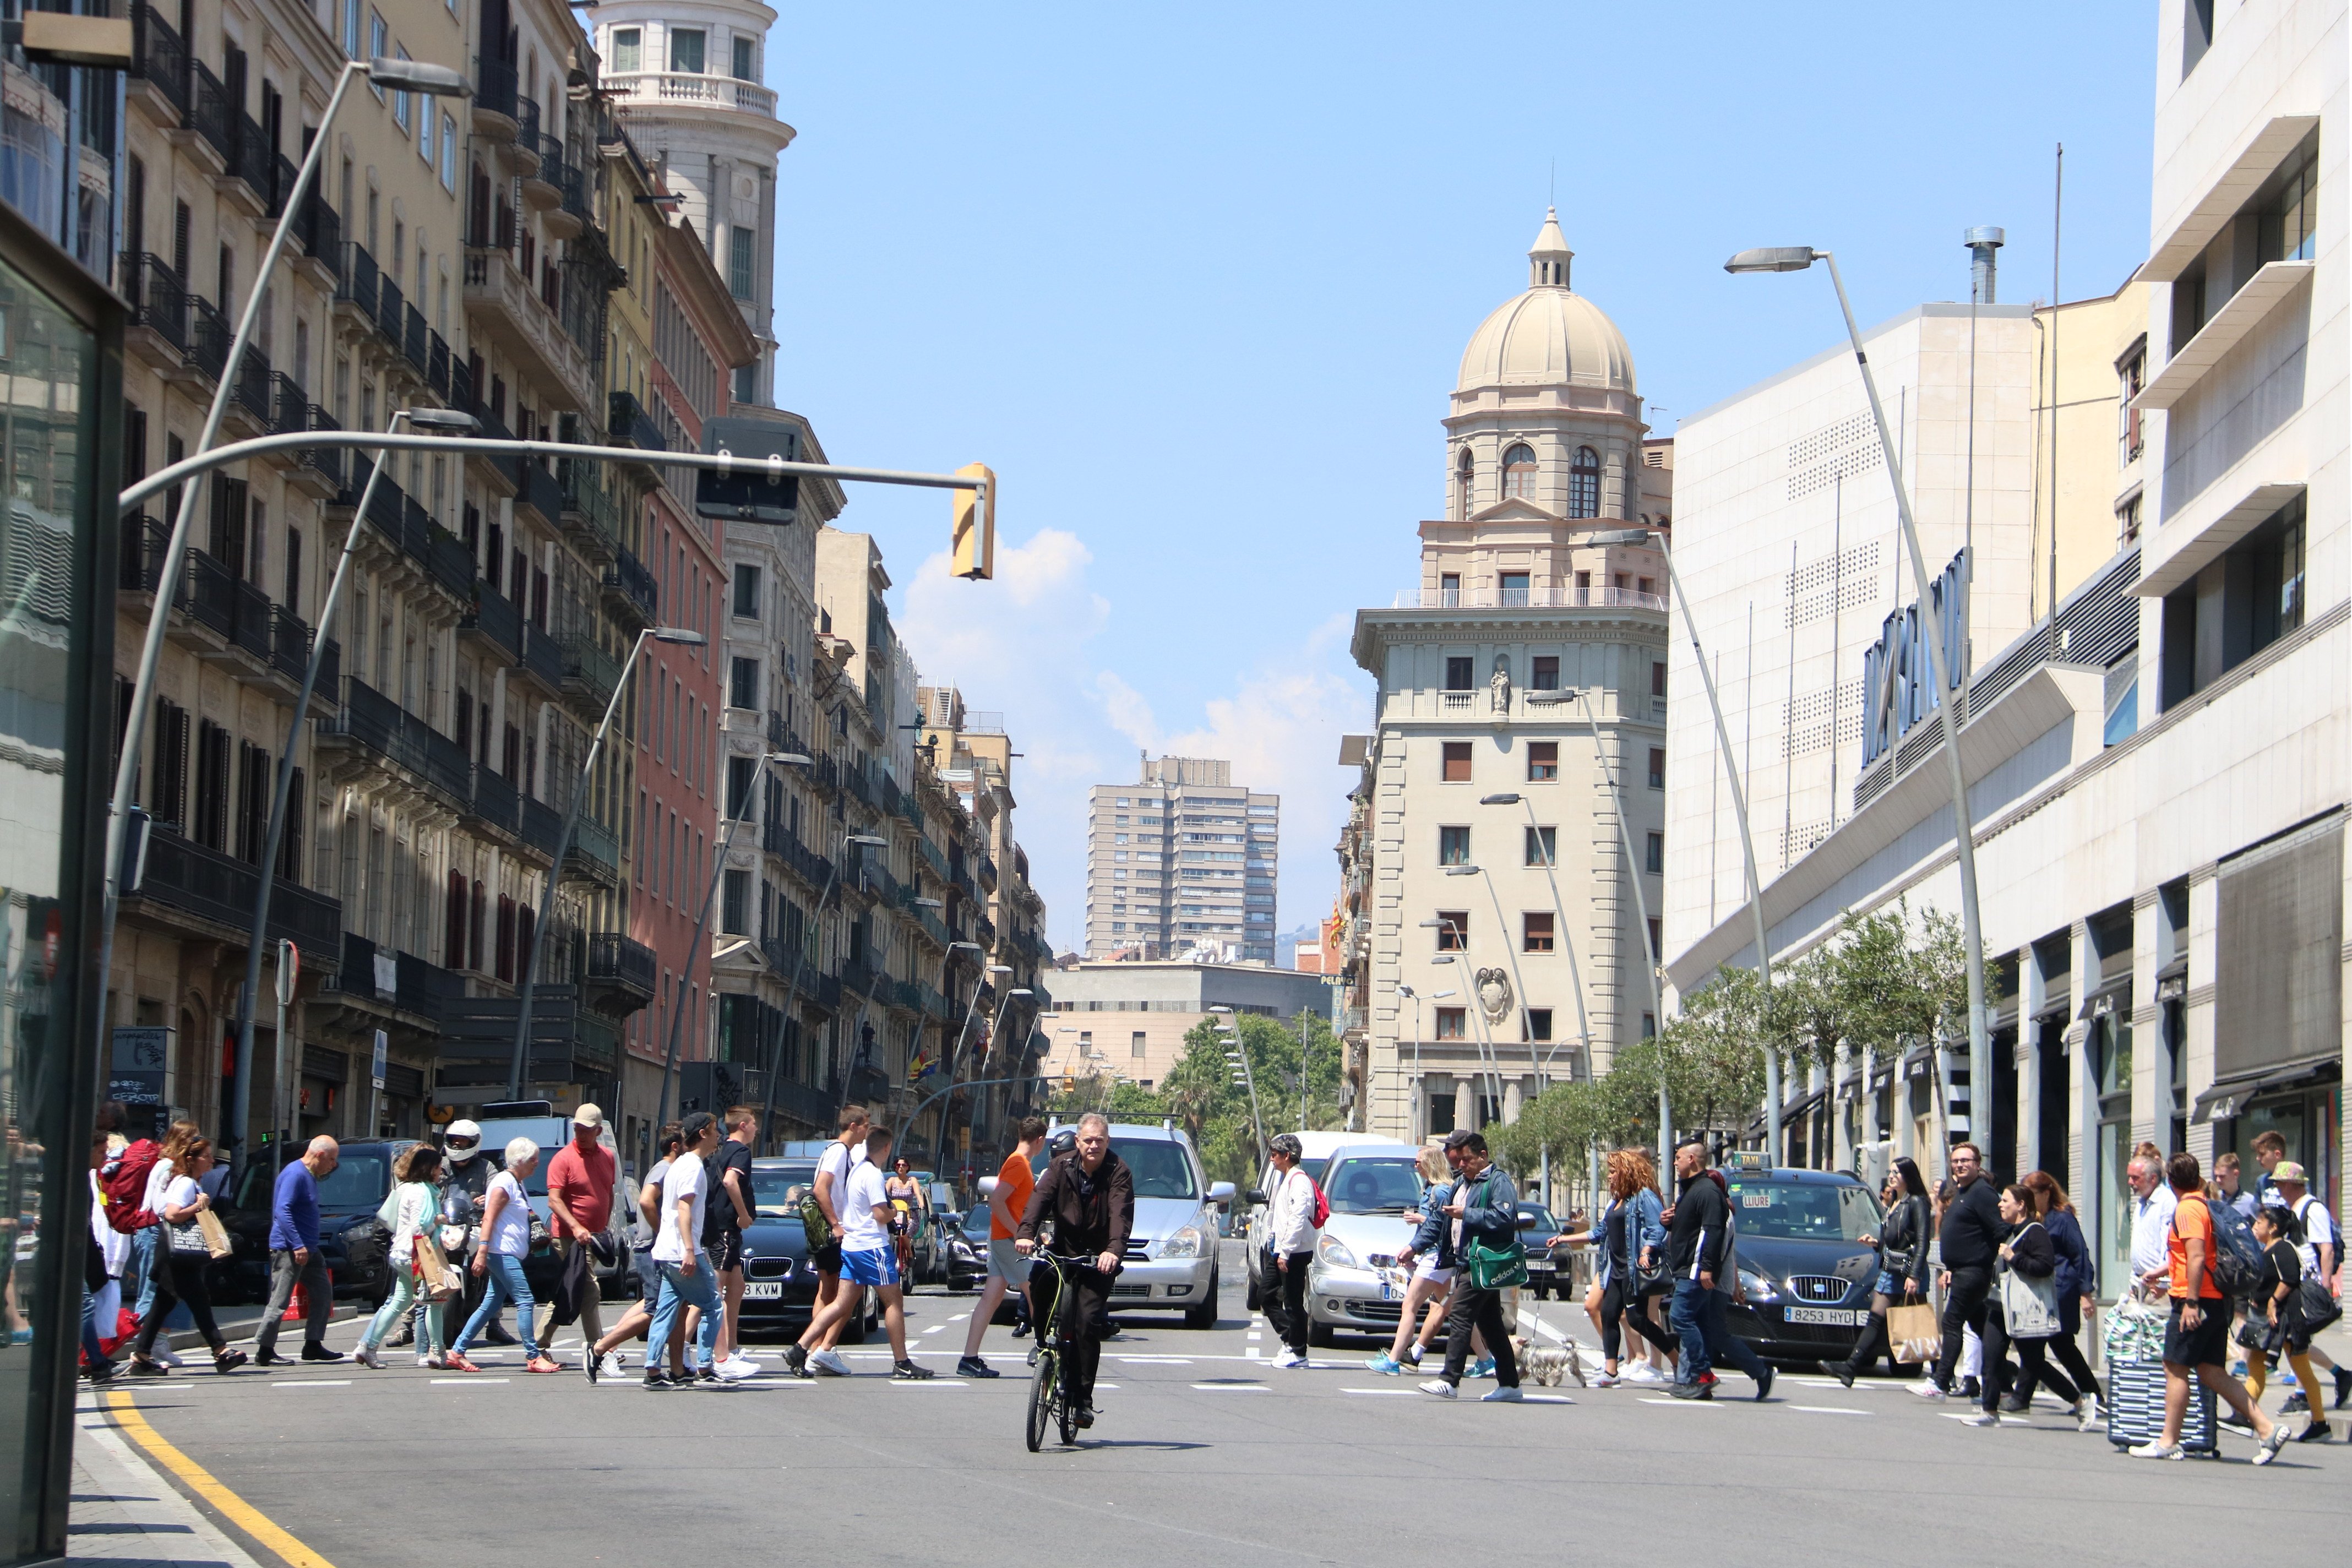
[1153,1224,1205,1260]
[1315,1232,1360,1271]
[1737,1268,1779,1303]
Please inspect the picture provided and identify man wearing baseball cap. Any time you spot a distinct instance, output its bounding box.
[545,1104,616,1365]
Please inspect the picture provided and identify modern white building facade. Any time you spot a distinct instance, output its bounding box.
[1667,0,2345,1300]
[1341,214,1674,1143]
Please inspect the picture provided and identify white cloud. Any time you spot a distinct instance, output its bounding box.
[893,534,1373,955]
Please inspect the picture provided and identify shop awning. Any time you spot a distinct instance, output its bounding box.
[2191,1058,2342,1124]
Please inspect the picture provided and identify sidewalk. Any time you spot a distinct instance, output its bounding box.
[69,1404,266,1568]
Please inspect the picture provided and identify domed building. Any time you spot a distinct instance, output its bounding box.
[1334,213,1675,1151]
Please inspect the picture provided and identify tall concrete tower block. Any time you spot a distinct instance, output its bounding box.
[592,2,795,405]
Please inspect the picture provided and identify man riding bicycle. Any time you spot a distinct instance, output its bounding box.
[1014,1112,1133,1429]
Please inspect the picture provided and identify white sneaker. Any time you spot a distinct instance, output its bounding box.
[2128,1440,2185,1460]
[155,1346,185,1368]
[1623,1362,1664,1384]
[810,1349,853,1377]
[601,1351,630,1376]
[2076,1396,2100,1432]
[716,1358,759,1381]
[1418,1378,1457,1400]
[2253,1424,2290,1466]
[1961,1410,1997,1427]
[1910,1381,1948,1401]
[1481,1385,1525,1402]
[1273,1350,1305,1369]
[1591,1369,1621,1388]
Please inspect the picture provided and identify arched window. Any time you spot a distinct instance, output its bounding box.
[1502,443,1538,501]
[1569,445,1602,519]
[1455,448,1474,518]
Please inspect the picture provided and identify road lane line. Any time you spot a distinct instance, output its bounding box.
[1115,1356,1193,1364]
[1190,1382,1267,1392]
[1638,1397,1720,1407]
[271,1380,351,1387]
[101,1390,339,1568]
[432,1378,510,1384]
[1341,1387,1420,1396]
[1790,1405,1869,1414]
[887,1380,967,1387]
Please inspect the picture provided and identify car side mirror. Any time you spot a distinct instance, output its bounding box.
[1244,1188,1268,1206]
[1517,1213,1539,1231]
[1208,1182,1235,1207]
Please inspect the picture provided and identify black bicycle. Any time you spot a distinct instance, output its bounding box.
[1022,1249,1103,1451]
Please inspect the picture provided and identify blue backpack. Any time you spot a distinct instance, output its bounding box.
[2183,1194,2265,1300]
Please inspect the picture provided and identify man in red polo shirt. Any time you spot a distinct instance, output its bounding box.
[546,1104,617,1365]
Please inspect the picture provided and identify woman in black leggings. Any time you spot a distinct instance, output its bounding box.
[126,1139,246,1376]
[1554,1150,1676,1385]
[2015,1169,2100,1427]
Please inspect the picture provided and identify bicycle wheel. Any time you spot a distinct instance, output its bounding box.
[1025,1348,1057,1452]
[1057,1351,1079,1447]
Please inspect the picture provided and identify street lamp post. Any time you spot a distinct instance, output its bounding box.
[1565,694,1673,1154]
[1391,983,1458,1142]
[222,405,478,1170]
[1418,917,1500,1114]
[1209,1007,1268,1161]
[650,749,812,1139]
[96,55,475,1067]
[750,832,888,1145]
[971,984,1033,1151]
[1724,244,1992,1156]
[1588,524,1781,1158]
[1447,863,1554,1109]
[509,624,706,1099]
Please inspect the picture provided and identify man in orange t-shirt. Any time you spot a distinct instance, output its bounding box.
[2135,1151,2289,1462]
[957,1117,1047,1379]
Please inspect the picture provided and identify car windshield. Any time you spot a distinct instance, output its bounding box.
[750,1166,817,1215]
[1723,1179,1884,1242]
[313,1150,390,1209]
[1109,1139,1197,1200]
[963,1206,994,1241]
[1324,1158,1425,1215]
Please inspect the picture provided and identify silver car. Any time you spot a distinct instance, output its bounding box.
[1300,1143,1428,1347]
[1032,1120,1233,1330]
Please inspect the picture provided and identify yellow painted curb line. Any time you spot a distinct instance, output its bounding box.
[101,1389,336,1568]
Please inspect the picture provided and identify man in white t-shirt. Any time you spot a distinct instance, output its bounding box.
[784,1104,869,1379]
[837,1124,933,1380]
[643,1113,723,1389]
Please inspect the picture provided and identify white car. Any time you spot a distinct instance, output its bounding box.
[1025,1120,1235,1329]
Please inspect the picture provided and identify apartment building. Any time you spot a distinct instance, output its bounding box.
[1085,755,1280,962]
[1037,960,1332,1095]
[1667,0,2344,1292]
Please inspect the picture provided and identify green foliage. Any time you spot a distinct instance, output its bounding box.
[1156,1009,1349,1188]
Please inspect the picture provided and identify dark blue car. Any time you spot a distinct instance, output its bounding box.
[1718,1167,1886,1365]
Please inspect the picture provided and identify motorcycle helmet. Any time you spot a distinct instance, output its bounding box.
[443,1118,483,1162]
[1047,1126,1078,1159]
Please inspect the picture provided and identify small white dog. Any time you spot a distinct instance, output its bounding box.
[1512,1334,1588,1387]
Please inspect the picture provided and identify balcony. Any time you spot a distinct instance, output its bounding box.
[183,61,231,171]
[515,459,563,531]
[567,813,620,889]
[292,402,344,498]
[557,633,619,717]
[125,824,342,956]
[759,818,835,892]
[520,795,564,861]
[521,131,566,213]
[349,472,475,606]
[1390,585,1668,612]
[402,302,430,380]
[228,347,273,434]
[607,390,665,472]
[472,54,519,138]
[376,274,406,358]
[557,456,622,559]
[460,584,523,661]
[585,933,656,1013]
[471,765,519,837]
[222,108,272,217]
[517,623,566,695]
[335,241,380,334]
[128,3,190,124]
[601,546,656,628]
[602,70,778,118]
[317,933,459,1025]
[187,295,230,384]
[119,253,190,367]
[315,677,473,810]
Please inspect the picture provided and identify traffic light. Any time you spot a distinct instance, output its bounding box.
[696,417,799,526]
[950,462,995,580]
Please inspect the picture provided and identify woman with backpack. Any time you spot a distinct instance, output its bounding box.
[2243,1205,2331,1444]
[355,1144,450,1370]
[2015,1170,2101,1427]
[1830,1158,1931,1388]
[124,1139,246,1376]
[1964,1183,2067,1427]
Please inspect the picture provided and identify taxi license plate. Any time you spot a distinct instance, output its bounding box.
[744,1282,783,1300]
[1783,1305,1856,1326]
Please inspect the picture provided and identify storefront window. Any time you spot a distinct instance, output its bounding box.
[2092,1013,2133,1295]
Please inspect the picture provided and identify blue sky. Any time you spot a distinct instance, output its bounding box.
[763,3,2158,955]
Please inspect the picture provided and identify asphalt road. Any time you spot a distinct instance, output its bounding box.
[86,1243,2350,1567]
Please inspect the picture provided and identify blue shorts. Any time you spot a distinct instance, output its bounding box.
[842,1246,900,1287]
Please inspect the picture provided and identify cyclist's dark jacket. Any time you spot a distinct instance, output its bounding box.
[1017,1149,1134,1259]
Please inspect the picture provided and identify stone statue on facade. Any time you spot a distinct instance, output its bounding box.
[1476,966,1512,1024]
[1489,657,1511,715]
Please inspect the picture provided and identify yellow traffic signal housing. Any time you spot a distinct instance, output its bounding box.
[950,463,995,580]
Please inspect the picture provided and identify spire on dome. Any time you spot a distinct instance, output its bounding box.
[1528,207,1573,290]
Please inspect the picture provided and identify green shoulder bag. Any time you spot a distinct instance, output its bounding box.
[1460,1175,1528,1289]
